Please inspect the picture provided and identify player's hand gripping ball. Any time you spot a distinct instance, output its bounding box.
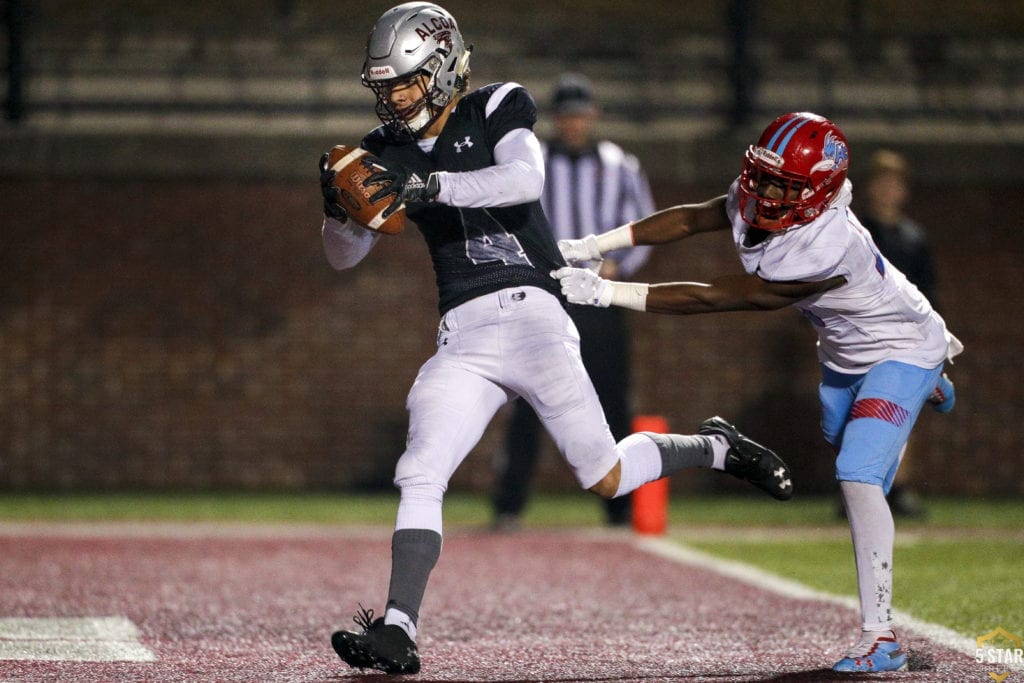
[322,145,406,235]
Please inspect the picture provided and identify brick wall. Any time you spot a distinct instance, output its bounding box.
[1,178,1020,495]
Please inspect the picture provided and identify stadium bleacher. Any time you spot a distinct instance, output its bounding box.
[2,0,1022,181]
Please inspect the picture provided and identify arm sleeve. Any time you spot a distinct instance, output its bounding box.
[321,216,381,270]
[434,127,545,208]
[433,83,544,208]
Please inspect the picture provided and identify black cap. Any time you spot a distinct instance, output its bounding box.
[551,73,596,115]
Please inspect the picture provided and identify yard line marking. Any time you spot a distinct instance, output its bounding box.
[0,616,156,662]
[0,616,140,640]
[0,640,156,662]
[635,537,1024,672]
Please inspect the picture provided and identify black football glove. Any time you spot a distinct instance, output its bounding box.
[364,163,440,218]
[319,152,349,223]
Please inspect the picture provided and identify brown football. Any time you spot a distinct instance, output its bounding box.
[326,144,406,235]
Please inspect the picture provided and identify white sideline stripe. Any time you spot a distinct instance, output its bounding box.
[635,537,1024,672]
[0,617,156,662]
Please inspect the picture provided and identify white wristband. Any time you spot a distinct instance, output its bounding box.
[607,281,649,311]
[594,223,635,254]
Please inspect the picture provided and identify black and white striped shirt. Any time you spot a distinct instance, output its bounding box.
[541,139,655,278]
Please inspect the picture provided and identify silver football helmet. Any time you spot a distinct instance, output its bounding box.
[362,2,472,139]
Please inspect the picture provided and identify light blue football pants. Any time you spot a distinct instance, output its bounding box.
[819,360,944,493]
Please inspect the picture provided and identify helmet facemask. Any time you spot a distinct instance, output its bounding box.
[365,57,447,139]
[739,147,816,231]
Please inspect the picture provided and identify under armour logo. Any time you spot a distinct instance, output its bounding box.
[453,136,474,153]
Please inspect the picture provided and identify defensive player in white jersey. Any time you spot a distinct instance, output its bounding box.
[320,4,795,676]
[554,112,961,674]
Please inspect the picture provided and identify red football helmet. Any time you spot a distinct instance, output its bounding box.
[738,112,850,231]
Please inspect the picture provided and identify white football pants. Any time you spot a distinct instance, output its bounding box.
[394,286,620,497]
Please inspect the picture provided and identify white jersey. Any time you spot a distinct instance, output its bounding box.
[725,179,962,373]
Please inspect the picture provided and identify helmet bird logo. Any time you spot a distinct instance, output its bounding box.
[815,131,850,175]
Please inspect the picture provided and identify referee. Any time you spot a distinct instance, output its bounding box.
[493,73,655,529]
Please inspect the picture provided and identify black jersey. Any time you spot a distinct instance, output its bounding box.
[362,83,566,315]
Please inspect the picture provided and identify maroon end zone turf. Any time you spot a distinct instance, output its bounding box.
[0,524,988,681]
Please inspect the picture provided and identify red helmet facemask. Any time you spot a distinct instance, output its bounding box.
[738,112,850,231]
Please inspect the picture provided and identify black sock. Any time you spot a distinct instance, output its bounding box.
[643,432,714,477]
[385,528,442,625]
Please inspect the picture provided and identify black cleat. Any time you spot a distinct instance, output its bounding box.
[698,416,794,501]
[331,606,420,675]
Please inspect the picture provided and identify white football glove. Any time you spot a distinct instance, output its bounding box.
[552,267,612,307]
[557,235,603,266]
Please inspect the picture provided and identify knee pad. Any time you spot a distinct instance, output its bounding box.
[393,446,449,491]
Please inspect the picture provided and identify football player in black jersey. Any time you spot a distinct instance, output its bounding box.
[321,3,794,675]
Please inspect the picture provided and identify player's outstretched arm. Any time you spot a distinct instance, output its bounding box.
[558,195,729,266]
[632,195,731,243]
[645,273,845,314]
[553,267,845,314]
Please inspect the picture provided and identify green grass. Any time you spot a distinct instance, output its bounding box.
[667,495,1024,640]
[684,538,1024,638]
[2,491,1023,528]
[2,491,1021,640]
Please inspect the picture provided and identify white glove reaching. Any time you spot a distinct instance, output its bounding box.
[557,235,603,265]
[551,267,613,307]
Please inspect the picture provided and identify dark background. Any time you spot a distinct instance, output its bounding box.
[1,0,1022,495]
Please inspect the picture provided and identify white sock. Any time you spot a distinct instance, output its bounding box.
[840,480,895,632]
[854,628,895,643]
[614,433,664,497]
[384,607,417,641]
[844,628,896,657]
[707,434,728,471]
[394,482,445,534]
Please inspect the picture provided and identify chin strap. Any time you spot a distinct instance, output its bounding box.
[453,45,472,92]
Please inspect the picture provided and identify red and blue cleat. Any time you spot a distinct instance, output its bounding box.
[833,632,908,673]
[928,373,956,413]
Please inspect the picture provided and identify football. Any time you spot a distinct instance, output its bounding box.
[326,144,406,235]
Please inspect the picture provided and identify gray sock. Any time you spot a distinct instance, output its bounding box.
[386,528,442,625]
[643,432,714,477]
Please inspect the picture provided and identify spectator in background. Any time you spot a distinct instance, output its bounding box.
[492,73,655,530]
[860,150,938,307]
[857,149,938,517]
